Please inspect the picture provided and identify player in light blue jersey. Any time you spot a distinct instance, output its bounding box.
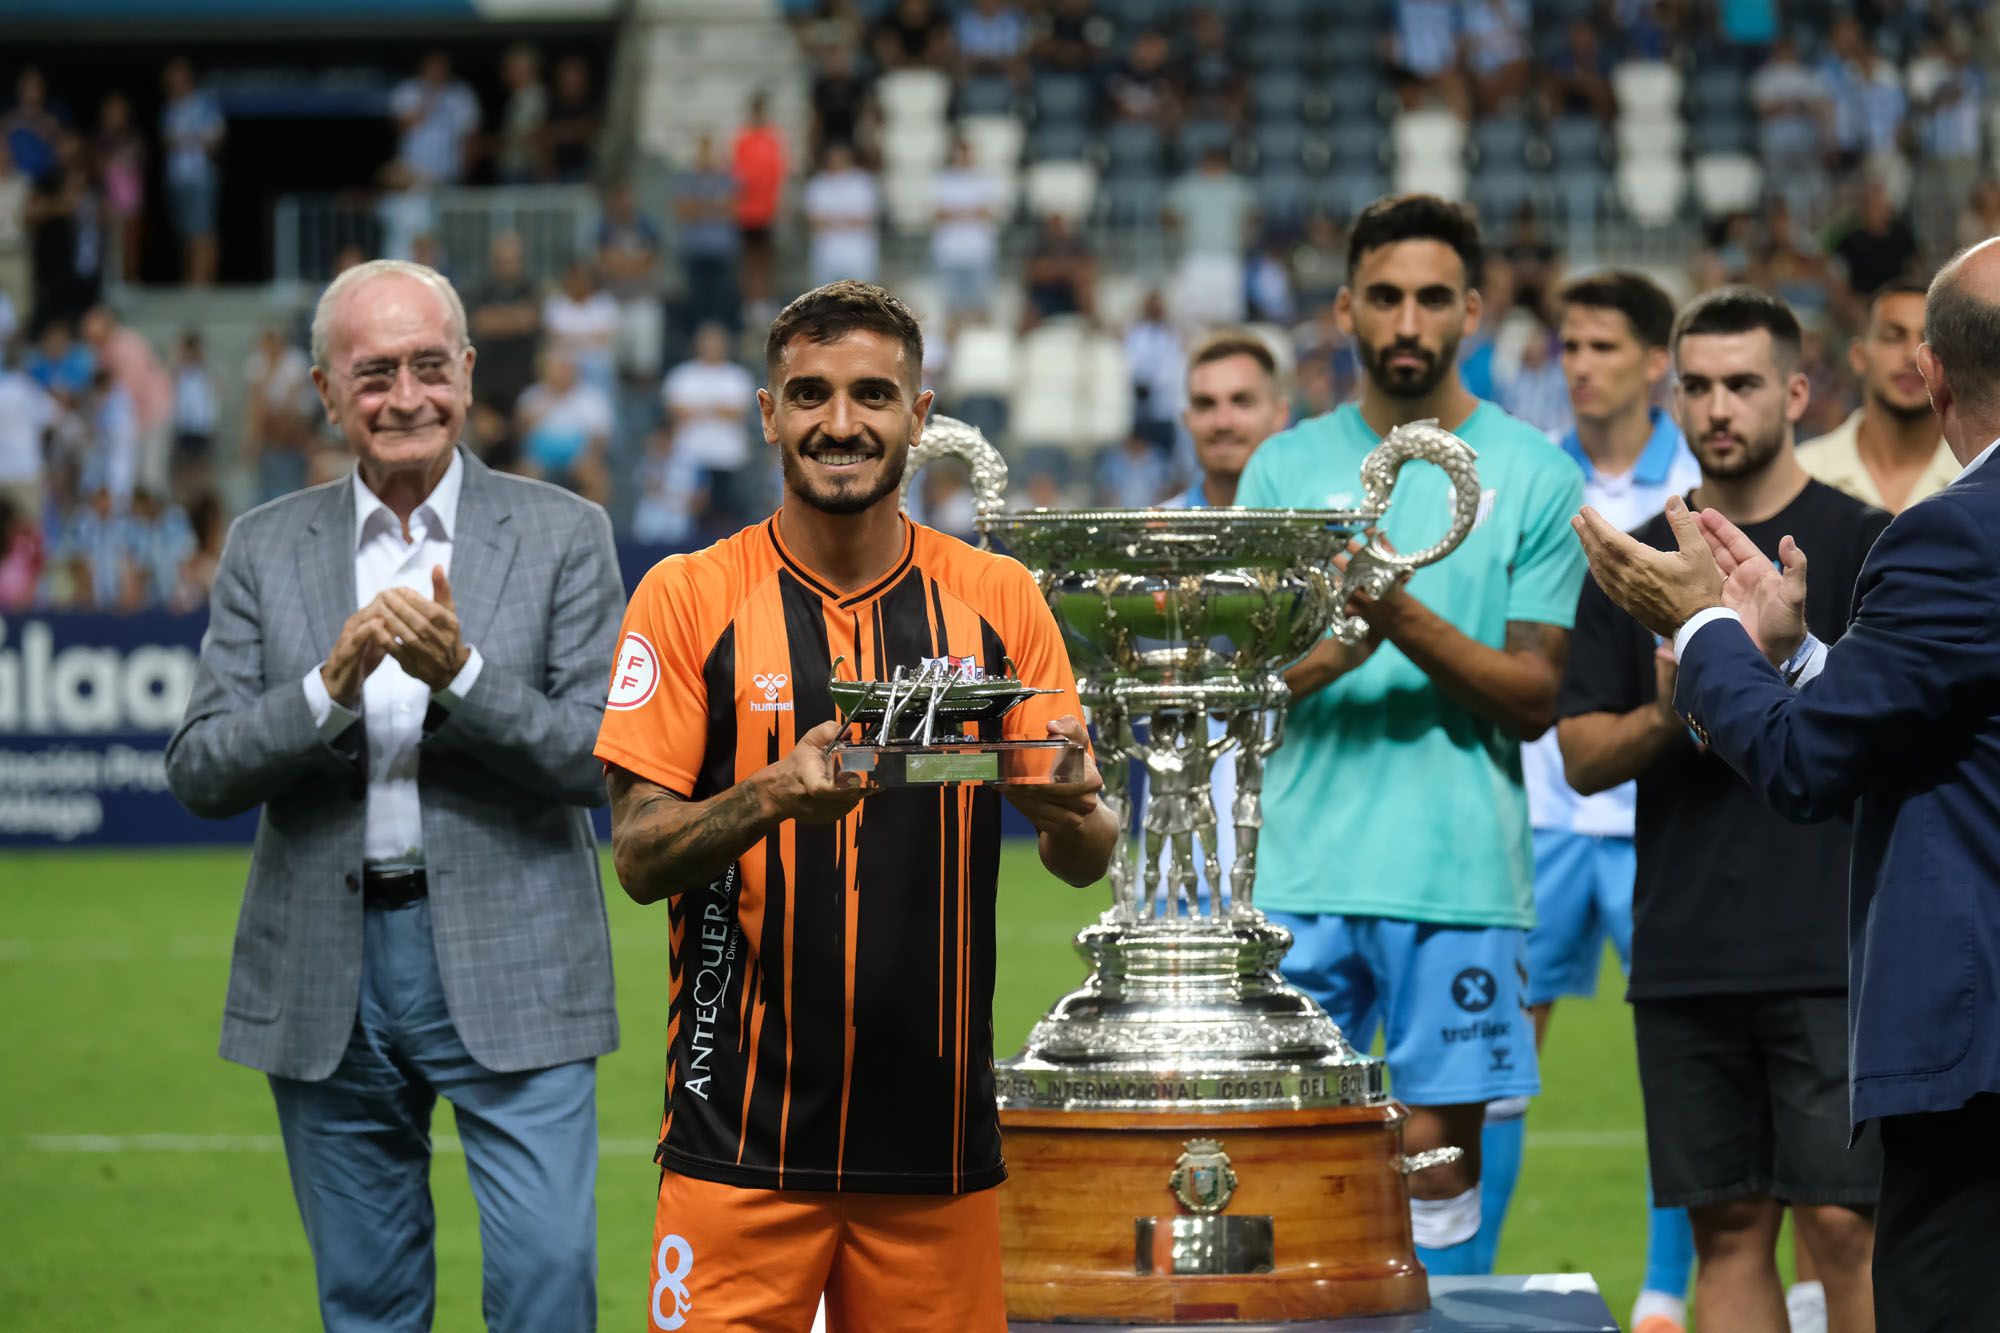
[1478,271,1699,1332]
[1234,195,1585,1276]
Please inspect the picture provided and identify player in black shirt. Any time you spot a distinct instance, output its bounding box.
[1558,287,1889,1333]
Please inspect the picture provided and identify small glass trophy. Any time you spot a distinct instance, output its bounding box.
[828,656,1085,787]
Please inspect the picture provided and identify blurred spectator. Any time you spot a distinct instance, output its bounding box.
[1908,32,1985,256]
[1495,314,1573,439]
[596,182,664,381]
[1021,212,1096,329]
[732,93,788,317]
[872,0,953,71]
[1958,178,2000,250]
[92,93,143,288]
[495,44,548,185]
[1095,433,1174,508]
[1178,8,1245,124]
[1123,291,1185,452]
[1758,199,1834,324]
[957,0,1031,87]
[1392,0,1468,120]
[25,138,102,337]
[913,459,978,541]
[1108,29,1177,125]
[542,260,619,393]
[0,494,42,611]
[1795,319,1852,440]
[0,141,26,316]
[798,0,866,66]
[392,52,480,188]
[1462,0,1532,116]
[803,142,881,287]
[81,305,170,495]
[516,348,612,503]
[811,43,873,158]
[1289,213,1347,314]
[160,58,224,286]
[1832,180,1919,317]
[676,133,740,334]
[1032,0,1105,78]
[544,56,599,184]
[169,329,216,498]
[242,326,312,503]
[128,488,194,609]
[2,68,64,184]
[1751,34,1833,222]
[932,136,1004,318]
[1165,146,1257,326]
[1715,0,1778,54]
[0,339,55,519]
[1247,235,1297,325]
[81,368,138,508]
[28,321,92,398]
[1542,20,1615,122]
[660,323,756,517]
[52,484,132,609]
[407,231,451,284]
[630,423,707,547]
[1820,17,1907,178]
[466,231,541,416]
[170,490,223,611]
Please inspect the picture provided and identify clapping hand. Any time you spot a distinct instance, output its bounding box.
[1572,495,1724,639]
[375,566,471,691]
[1697,509,1809,667]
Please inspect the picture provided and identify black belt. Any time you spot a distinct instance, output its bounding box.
[362,868,428,908]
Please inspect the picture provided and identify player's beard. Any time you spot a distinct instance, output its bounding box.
[782,425,911,515]
[1870,384,1937,425]
[1358,329,1461,400]
[1690,416,1787,479]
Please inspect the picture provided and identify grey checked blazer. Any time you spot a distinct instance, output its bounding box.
[167,448,622,1080]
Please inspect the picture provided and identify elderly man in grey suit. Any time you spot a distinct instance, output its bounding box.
[166,258,623,1331]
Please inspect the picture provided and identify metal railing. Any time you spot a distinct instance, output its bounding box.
[272,185,603,290]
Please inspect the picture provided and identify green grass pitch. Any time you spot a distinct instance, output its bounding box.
[1,846,1661,1329]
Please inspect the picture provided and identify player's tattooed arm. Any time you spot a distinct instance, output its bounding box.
[607,719,867,904]
[608,767,772,904]
[1361,595,1570,740]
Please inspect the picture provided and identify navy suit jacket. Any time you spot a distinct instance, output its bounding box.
[1676,457,2000,1127]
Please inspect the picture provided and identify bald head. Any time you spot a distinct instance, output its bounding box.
[1922,238,2000,439]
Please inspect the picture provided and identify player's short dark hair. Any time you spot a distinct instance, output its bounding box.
[1926,255,2000,413]
[765,280,925,391]
[1559,270,1677,350]
[1347,193,1483,289]
[1670,285,1803,371]
[1186,329,1278,387]
[1866,277,1930,319]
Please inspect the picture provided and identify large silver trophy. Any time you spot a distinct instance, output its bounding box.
[909,414,1485,1322]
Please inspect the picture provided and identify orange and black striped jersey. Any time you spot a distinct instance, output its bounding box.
[594,514,1083,1196]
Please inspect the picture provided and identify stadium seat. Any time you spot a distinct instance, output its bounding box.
[1473,166,1543,222]
[1032,73,1093,122]
[1553,163,1610,225]
[960,114,1026,175]
[1327,120,1387,169]
[882,120,949,171]
[1397,157,1468,202]
[1024,160,1099,224]
[884,170,937,234]
[1029,120,1092,162]
[1245,30,1307,70]
[1100,168,1166,226]
[958,74,1016,117]
[1257,168,1314,224]
[1611,61,1684,121]
[949,324,1021,400]
[1254,121,1307,170]
[1473,117,1533,168]
[1323,25,1380,70]
[1686,66,1749,115]
[1692,152,1766,218]
[1317,169,1392,220]
[1689,112,1755,155]
[1615,157,1688,227]
[878,69,952,125]
[1614,115,1687,160]
[1177,117,1238,164]
[1393,109,1466,166]
[1252,72,1309,122]
[1549,116,1607,166]
[1106,120,1166,170]
[1325,75,1386,120]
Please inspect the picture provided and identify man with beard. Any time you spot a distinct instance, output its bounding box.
[1557,287,1886,1333]
[1233,194,1586,1275]
[595,280,1117,1332]
[1797,280,1957,515]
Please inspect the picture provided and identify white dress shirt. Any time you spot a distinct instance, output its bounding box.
[302,453,484,867]
[1674,435,2000,686]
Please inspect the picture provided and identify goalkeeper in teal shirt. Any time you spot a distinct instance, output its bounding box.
[1235,195,1587,1275]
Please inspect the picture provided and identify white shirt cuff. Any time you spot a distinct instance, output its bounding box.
[303,665,360,740]
[1784,633,1829,688]
[433,646,483,709]
[1671,606,1740,661]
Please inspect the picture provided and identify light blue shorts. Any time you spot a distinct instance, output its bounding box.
[1265,909,1541,1106]
[1525,829,1635,1005]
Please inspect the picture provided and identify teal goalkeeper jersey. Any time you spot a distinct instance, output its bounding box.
[1235,402,1587,927]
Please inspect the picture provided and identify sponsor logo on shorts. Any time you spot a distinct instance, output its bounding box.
[1440,1017,1513,1044]
[652,1233,693,1330]
[1450,966,1497,1013]
[750,671,792,713]
[606,632,661,711]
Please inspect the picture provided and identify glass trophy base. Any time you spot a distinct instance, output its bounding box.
[830,739,1084,787]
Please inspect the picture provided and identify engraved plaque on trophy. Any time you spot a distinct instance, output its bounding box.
[826,655,1085,788]
[909,413,1486,1324]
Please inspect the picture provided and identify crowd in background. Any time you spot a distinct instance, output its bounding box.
[2,0,1997,615]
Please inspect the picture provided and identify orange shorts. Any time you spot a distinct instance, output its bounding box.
[645,1169,1007,1333]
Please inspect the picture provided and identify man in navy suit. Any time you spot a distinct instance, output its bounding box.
[1572,238,2000,1331]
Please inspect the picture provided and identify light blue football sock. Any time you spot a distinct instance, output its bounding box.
[1470,1106,1526,1272]
[1641,1194,1695,1301]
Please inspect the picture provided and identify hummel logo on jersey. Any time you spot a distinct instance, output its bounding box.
[750,672,793,713]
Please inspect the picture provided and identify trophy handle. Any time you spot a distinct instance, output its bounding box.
[1326,419,1481,644]
[901,413,1010,550]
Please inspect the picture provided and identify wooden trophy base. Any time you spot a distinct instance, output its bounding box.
[999,1103,1430,1324]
